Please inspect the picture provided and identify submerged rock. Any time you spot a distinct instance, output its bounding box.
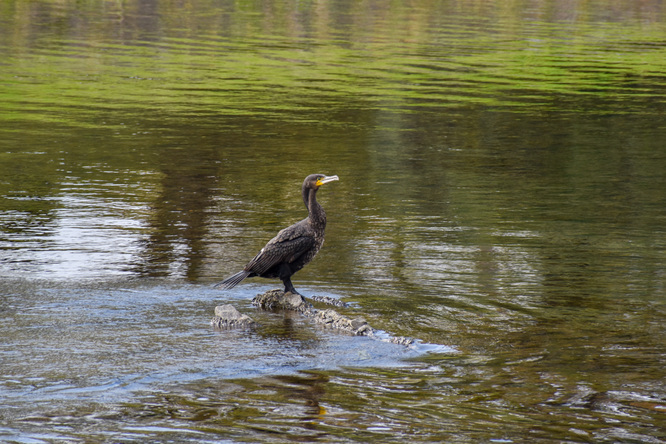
[386,336,416,346]
[210,304,257,329]
[314,309,374,335]
[310,295,350,308]
[246,290,414,344]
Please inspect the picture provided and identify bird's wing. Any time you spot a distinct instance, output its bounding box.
[245,224,316,275]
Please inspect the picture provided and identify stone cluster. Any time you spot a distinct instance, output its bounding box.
[211,289,416,346]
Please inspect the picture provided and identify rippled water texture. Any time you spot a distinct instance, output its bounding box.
[1,1,665,442]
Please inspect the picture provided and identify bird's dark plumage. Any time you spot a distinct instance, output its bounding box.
[215,174,339,295]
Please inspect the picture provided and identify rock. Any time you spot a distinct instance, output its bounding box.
[314,309,374,336]
[310,295,349,308]
[251,289,313,313]
[210,304,257,329]
[386,336,416,346]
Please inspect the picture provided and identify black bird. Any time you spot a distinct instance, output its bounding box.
[215,174,339,295]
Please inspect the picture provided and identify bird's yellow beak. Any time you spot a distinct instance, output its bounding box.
[316,175,339,186]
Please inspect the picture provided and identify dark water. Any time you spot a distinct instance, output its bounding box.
[2,1,666,442]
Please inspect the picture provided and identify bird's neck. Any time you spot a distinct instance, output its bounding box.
[304,188,326,227]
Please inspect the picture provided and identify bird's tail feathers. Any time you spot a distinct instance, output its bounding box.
[213,270,251,290]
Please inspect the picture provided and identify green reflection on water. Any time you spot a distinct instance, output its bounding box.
[1,0,665,133]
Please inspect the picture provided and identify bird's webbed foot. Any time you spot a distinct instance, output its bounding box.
[284,286,302,296]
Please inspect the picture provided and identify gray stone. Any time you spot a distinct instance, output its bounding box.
[386,336,416,346]
[210,304,257,329]
[310,295,349,308]
[313,309,374,336]
[251,289,313,313]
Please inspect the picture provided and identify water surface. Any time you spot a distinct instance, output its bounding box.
[1,0,665,442]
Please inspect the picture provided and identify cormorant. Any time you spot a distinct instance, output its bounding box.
[215,174,339,295]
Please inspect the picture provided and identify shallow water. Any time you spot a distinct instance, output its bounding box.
[1,0,666,442]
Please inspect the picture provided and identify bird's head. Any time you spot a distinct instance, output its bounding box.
[304,174,339,189]
[303,174,338,208]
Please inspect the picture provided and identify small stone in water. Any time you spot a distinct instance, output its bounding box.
[210,304,257,329]
[310,295,349,308]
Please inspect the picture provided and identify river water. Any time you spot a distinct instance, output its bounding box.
[1,1,665,442]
